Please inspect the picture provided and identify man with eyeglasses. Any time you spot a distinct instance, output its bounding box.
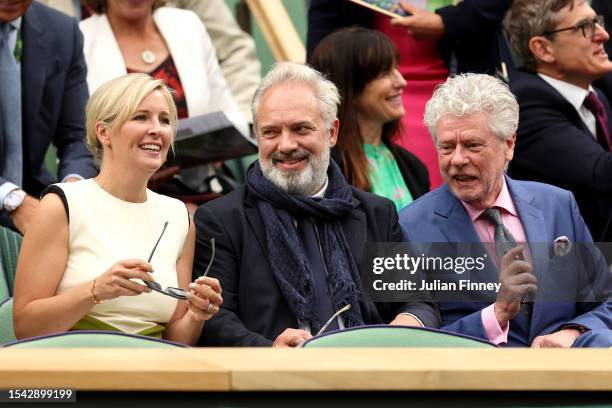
[505,0,612,242]
[192,62,440,347]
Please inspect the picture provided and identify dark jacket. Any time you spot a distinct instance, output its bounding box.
[194,180,440,346]
[508,69,612,241]
[16,2,97,196]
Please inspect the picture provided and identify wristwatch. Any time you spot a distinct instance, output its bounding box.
[3,189,26,213]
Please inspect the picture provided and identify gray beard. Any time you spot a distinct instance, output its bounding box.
[260,148,330,196]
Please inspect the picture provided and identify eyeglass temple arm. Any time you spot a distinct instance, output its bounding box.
[315,304,352,337]
[201,238,216,277]
[148,221,169,263]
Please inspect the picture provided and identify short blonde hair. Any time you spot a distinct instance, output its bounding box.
[85,73,177,163]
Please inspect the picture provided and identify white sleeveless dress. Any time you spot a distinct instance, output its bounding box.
[50,179,189,336]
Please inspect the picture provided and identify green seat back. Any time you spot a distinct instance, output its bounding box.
[0,261,8,303]
[3,331,185,348]
[0,227,23,298]
[0,299,16,345]
[302,326,495,348]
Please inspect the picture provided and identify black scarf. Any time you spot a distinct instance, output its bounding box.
[246,160,365,333]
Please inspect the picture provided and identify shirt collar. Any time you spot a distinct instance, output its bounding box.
[2,16,21,32]
[538,73,594,111]
[461,176,518,222]
[312,177,328,198]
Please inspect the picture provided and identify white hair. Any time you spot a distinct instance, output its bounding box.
[251,62,340,131]
[424,73,519,141]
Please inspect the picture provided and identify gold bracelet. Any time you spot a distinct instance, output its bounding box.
[91,279,103,304]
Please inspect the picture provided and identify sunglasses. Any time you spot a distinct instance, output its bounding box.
[145,222,216,299]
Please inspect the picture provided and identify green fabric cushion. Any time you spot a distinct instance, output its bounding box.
[302,326,495,348]
[0,261,9,303]
[4,331,184,348]
[0,226,23,297]
[0,299,16,345]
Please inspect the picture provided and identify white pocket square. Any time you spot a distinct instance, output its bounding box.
[553,235,573,257]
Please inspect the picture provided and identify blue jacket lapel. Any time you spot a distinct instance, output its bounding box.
[433,185,499,280]
[434,184,481,243]
[506,177,550,340]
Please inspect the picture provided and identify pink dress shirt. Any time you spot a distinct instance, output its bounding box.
[461,178,528,345]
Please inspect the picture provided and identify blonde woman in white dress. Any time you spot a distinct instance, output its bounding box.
[13,73,222,345]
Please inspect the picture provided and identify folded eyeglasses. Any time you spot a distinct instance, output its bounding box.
[145,221,215,299]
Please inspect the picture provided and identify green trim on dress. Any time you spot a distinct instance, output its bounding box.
[71,315,165,338]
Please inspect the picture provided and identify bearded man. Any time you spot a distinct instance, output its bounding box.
[193,62,440,347]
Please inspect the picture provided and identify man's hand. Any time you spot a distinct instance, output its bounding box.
[531,328,582,348]
[272,328,312,348]
[10,194,40,235]
[390,0,445,41]
[389,314,423,327]
[494,245,537,327]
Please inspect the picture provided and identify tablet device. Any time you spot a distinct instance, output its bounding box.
[348,0,427,18]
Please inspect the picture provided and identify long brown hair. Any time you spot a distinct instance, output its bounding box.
[310,27,402,191]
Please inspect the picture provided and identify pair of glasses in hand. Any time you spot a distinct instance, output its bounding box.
[145,222,216,299]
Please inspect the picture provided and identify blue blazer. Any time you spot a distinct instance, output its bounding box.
[399,176,612,346]
[13,2,97,198]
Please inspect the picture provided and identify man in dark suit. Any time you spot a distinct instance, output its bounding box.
[399,73,612,347]
[0,1,97,234]
[505,0,612,241]
[194,62,439,347]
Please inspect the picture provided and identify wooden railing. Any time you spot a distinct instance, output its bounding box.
[244,0,306,63]
[1,348,612,391]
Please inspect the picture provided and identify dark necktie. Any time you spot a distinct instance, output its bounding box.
[0,23,23,186]
[297,218,339,333]
[584,91,612,151]
[481,207,532,324]
[481,207,517,260]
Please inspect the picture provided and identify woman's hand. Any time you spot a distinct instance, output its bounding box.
[185,276,223,322]
[390,1,445,41]
[92,259,155,302]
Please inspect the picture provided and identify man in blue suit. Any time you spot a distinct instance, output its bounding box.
[399,73,612,347]
[0,1,97,234]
